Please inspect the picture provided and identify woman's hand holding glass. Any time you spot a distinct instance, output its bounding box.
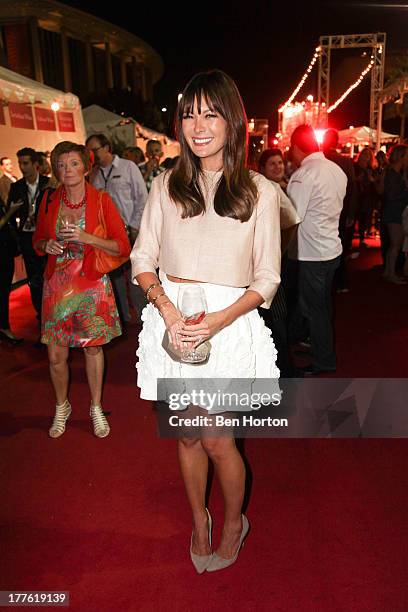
[159,301,184,348]
[45,238,64,256]
[178,310,227,346]
[59,221,89,245]
[176,285,225,362]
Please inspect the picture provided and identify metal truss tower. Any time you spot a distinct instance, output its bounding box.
[318,33,386,147]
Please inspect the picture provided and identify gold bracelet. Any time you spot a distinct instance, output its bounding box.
[151,291,166,304]
[145,282,161,301]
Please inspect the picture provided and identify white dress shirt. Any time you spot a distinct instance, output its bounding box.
[287,152,347,261]
[91,155,148,229]
[23,174,40,232]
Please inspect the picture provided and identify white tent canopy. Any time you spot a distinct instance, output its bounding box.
[338,125,399,146]
[0,66,79,109]
[83,104,180,159]
[0,67,85,174]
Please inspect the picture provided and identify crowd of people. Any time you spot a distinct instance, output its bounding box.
[0,138,177,344]
[1,68,407,572]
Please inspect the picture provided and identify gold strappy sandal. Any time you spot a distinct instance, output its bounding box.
[49,399,72,438]
[90,404,110,438]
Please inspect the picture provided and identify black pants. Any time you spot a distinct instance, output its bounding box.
[19,232,45,318]
[379,218,389,267]
[0,238,15,329]
[294,256,340,370]
[358,209,372,242]
[335,216,353,291]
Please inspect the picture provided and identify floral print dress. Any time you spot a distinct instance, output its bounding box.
[41,205,121,347]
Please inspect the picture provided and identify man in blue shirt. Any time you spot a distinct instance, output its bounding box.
[86,133,148,324]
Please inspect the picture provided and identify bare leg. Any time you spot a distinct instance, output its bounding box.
[201,434,245,559]
[84,346,104,406]
[178,437,211,554]
[177,404,210,555]
[48,344,69,405]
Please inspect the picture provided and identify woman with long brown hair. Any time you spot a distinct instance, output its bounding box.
[355,147,377,248]
[131,70,281,572]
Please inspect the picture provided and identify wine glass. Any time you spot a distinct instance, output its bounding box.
[177,285,208,363]
[57,213,75,256]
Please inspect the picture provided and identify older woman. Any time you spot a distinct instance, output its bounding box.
[33,141,130,438]
[131,70,281,572]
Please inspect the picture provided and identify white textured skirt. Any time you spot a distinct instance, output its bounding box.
[136,273,280,410]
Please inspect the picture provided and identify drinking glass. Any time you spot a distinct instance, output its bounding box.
[177,285,208,363]
[57,214,75,256]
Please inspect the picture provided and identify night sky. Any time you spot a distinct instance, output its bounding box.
[62,0,408,133]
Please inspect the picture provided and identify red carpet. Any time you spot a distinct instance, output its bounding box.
[1,242,408,611]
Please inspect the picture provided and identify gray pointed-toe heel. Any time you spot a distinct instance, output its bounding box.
[206,514,249,572]
[190,508,213,574]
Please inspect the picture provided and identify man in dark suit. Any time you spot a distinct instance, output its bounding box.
[322,129,358,292]
[0,157,18,204]
[8,148,49,321]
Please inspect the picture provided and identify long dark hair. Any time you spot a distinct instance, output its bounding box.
[168,69,258,222]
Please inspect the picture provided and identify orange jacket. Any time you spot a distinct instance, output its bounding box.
[33,183,131,280]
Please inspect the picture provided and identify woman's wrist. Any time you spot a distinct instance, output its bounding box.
[157,299,178,319]
[80,231,90,245]
[145,282,164,302]
[217,307,232,328]
[154,292,169,308]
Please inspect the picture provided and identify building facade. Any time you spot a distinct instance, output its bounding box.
[0,0,163,117]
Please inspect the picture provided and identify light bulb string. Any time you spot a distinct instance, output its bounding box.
[327,57,375,113]
[279,47,321,113]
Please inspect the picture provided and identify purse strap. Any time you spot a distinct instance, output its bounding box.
[96,189,106,234]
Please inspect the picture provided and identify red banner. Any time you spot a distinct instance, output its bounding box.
[0,105,5,125]
[57,111,75,132]
[9,103,34,129]
[35,107,56,131]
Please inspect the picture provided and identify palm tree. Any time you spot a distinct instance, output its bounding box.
[384,55,408,139]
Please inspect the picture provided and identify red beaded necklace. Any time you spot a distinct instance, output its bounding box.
[62,187,86,209]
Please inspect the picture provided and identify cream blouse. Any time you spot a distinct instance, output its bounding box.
[130,169,281,308]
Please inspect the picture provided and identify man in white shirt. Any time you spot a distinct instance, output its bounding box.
[287,125,347,374]
[86,133,148,323]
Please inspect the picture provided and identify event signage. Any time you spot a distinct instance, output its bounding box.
[9,103,34,129]
[35,107,56,131]
[57,111,75,132]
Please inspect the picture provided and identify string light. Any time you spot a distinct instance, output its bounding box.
[279,47,321,113]
[327,57,375,113]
